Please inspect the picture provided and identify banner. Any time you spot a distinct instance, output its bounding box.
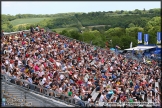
[157,32,161,44]
[144,34,149,45]
[138,32,142,43]
[130,42,132,48]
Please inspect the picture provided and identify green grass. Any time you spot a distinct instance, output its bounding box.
[104,13,139,17]
[10,17,50,26]
[53,26,106,33]
[53,27,79,33]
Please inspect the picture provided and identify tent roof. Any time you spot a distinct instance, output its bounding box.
[124,46,156,51]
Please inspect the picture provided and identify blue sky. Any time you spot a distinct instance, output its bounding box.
[2,1,161,15]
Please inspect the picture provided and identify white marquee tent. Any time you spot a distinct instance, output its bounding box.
[124,46,156,51]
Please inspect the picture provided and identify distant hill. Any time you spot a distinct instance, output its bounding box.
[2,8,161,33]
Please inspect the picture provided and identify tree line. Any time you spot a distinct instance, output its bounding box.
[59,16,160,49]
[1,8,161,49]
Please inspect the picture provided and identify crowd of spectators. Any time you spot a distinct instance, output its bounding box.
[1,28,161,107]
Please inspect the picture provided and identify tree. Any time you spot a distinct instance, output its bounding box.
[105,27,126,38]
[125,27,144,38]
[121,35,137,49]
[128,23,135,28]
[111,36,123,48]
[60,30,71,37]
[134,9,142,14]
[144,16,161,44]
[143,8,145,12]
[2,22,13,32]
[69,30,81,40]
[145,16,161,32]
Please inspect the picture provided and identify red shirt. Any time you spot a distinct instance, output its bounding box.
[49,58,54,62]
[53,64,57,69]
[77,80,83,86]
[89,55,92,60]
[43,62,46,67]
[10,60,14,64]
[26,54,30,58]
[77,57,81,61]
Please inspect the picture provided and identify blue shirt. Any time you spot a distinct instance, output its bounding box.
[112,74,116,79]
[134,84,139,90]
[27,78,33,84]
[31,38,34,42]
[102,75,107,79]
[64,44,67,48]
[108,90,114,94]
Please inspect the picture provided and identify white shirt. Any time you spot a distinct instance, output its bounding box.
[60,74,65,80]
[38,71,44,77]
[74,95,81,100]
[87,81,92,85]
[155,88,158,93]
[5,60,9,65]
[6,71,11,76]
[62,65,67,71]
[143,57,146,63]
[84,74,89,82]
[42,77,46,85]
[18,60,22,66]
[56,61,61,67]
[59,87,63,93]
[99,94,104,102]
[149,79,153,83]
[88,98,92,103]
[9,63,14,69]
[110,66,113,71]
[74,74,78,79]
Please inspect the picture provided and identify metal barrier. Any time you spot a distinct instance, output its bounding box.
[1,74,89,107]
[2,86,45,107]
[4,30,30,36]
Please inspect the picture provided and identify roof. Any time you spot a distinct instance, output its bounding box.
[124,46,156,51]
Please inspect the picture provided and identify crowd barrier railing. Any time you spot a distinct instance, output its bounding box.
[1,74,90,107]
[1,79,72,107]
[4,30,30,36]
[2,73,160,107]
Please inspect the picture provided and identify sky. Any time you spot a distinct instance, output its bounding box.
[2,1,161,15]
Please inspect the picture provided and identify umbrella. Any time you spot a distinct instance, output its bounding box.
[110,48,115,51]
[154,50,161,54]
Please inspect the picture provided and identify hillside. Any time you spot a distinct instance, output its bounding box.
[2,8,160,32]
[10,17,50,26]
[1,8,161,49]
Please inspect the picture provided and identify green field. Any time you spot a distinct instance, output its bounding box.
[10,17,50,26]
[53,27,79,33]
[53,25,110,33]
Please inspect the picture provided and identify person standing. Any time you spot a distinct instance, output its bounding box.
[30,26,34,34]
[35,25,40,32]
[1,30,4,40]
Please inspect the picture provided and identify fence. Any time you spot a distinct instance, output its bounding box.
[2,73,161,107]
[3,30,30,36]
[1,74,90,107]
[1,82,56,107]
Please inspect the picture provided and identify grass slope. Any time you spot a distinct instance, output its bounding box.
[10,17,50,26]
[53,27,79,33]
